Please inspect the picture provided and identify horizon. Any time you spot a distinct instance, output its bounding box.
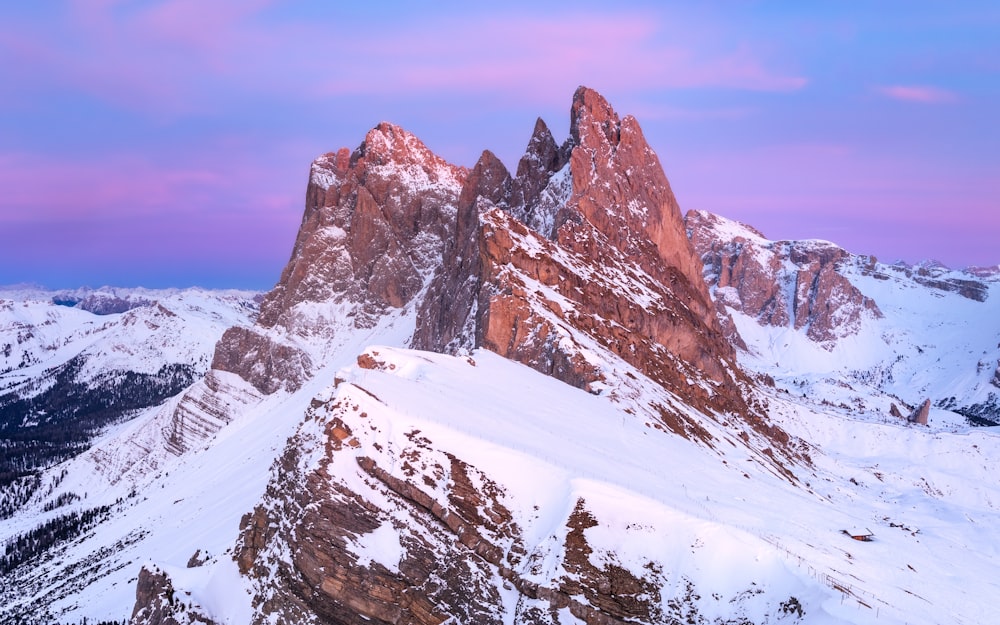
[2,2,997,290]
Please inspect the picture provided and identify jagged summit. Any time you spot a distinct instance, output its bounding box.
[413,86,753,419]
[6,89,1000,625]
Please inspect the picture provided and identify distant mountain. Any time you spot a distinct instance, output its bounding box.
[0,287,259,518]
[687,209,1000,427]
[1,88,998,625]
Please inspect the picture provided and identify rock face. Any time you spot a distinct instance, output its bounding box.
[908,399,931,425]
[210,326,311,395]
[415,87,746,417]
[259,124,466,332]
[138,87,803,625]
[130,565,217,625]
[687,210,882,346]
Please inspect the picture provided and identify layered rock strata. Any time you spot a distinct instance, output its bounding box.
[687,210,882,346]
[415,87,749,419]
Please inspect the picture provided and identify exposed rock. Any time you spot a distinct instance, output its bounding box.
[258,124,466,332]
[416,87,748,420]
[130,565,217,625]
[411,150,509,353]
[890,403,905,420]
[908,399,931,426]
[159,370,262,456]
[210,326,311,395]
[186,549,208,568]
[687,210,882,346]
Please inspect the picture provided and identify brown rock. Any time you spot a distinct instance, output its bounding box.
[908,398,931,425]
[416,87,748,420]
[130,565,217,625]
[211,326,311,395]
[259,123,467,331]
[687,210,882,346]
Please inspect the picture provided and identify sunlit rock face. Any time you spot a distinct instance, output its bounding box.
[259,124,467,332]
[136,87,805,625]
[415,87,751,419]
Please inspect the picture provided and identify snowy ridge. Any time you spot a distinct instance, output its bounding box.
[238,346,1000,625]
[0,287,258,388]
[240,347,824,624]
[0,303,421,623]
[692,210,1000,428]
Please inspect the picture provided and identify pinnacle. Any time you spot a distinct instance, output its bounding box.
[570,86,621,146]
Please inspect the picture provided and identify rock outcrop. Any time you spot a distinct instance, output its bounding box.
[908,399,931,425]
[210,326,311,395]
[162,370,263,455]
[130,565,217,625]
[687,210,882,346]
[259,124,466,332]
[415,87,748,418]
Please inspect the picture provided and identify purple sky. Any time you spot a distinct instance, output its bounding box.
[2,2,997,289]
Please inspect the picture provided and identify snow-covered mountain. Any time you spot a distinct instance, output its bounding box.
[0,287,259,517]
[687,209,1000,428]
[1,88,998,625]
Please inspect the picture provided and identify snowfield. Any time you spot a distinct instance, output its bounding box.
[1,268,999,625]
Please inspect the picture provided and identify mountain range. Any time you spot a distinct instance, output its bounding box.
[1,87,998,625]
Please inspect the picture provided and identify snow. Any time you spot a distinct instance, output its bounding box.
[352,520,404,573]
[0,286,258,389]
[3,236,999,624]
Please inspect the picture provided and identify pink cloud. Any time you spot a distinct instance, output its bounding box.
[877,85,959,104]
[2,5,806,118]
[320,14,807,101]
[0,148,298,226]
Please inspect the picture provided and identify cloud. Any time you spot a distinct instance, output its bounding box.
[0,146,304,254]
[876,85,959,104]
[317,14,807,102]
[0,4,806,119]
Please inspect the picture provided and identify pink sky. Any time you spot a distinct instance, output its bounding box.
[1,2,997,288]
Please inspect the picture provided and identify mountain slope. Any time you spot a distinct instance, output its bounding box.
[0,287,258,519]
[1,88,998,625]
[687,209,1000,427]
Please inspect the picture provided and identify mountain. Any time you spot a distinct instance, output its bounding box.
[687,210,1000,427]
[0,287,259,518]
[1,88,999,625]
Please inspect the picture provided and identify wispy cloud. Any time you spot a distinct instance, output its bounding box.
[317,15,807,101]
[0,4,807,118]
[876,85,959,104]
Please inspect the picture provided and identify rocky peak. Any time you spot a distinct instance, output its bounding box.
[416,86,753,422]
[687,209,882,346]
[509,118,571,233]
[569,85,620,148]
[259,123,466,331]
[562,87,712,306]
[212,123,467,396]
